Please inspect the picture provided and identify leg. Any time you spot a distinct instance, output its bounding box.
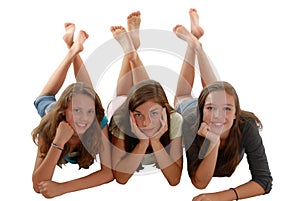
[189,8,218,86]
[127,11,141,50]
[173,25,198,107]
[127,11,149,85]
[111,12,149,96]
[40,30,88,96]
[111,25,136,96]
[63,23,93,87]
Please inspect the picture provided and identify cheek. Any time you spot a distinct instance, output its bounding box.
[203,111,212,122]
[134,118,143,127]
[65,112,74,123]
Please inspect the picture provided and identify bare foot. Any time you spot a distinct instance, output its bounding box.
[110,25,137,60]
[63,22,75,48]
[173,24,199,49]
[70,30,88,55]
[189,8,204,39]
[127,11,141,50]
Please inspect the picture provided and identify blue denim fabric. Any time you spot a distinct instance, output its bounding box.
[34,95,56,118]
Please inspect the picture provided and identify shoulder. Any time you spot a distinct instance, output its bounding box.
[169,112,183,139]
[239,117,263,148]
[170,111,183,123]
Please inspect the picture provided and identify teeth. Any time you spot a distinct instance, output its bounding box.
[77,123,87,127]
[213,123,224,126]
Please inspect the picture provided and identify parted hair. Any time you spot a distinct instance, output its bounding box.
[185,81,262,177]
[32,82,105,169]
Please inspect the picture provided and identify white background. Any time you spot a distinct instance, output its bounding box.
[1,0,299,200]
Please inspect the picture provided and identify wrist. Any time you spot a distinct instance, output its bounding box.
[229,188,239,201]
[51,142,64,151]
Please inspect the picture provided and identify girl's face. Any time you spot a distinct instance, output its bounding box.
[133,101,163,136]
[65,94,95,137]
[203,91,236,139]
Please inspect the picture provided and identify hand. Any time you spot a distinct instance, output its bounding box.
[129,112,149,140]
[192,192,221,201]
[38,180,64,198]
[54,121,74,145]
[197,122,220,143]
[151,108,168,141]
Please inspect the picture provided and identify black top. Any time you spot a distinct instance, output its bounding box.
[176,98,272,193]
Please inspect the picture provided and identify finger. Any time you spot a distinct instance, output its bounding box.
[129,112,136,124]
[162,107,167,121]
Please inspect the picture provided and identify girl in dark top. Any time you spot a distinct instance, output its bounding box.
[173,8,272,201]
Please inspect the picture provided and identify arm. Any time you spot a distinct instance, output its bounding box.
[34,126,114,198]
[193,119,272,201]
[111,135,149,184]
[193,181,264,201]
[187,122,221,189]
[32,121,74,193]
[150,111,183,186]
[151,136,183,186]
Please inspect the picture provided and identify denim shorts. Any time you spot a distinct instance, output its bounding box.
[34,95,56,118]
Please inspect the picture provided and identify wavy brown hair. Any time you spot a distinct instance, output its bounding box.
[109,80,175,168]
[185,81,262,177]
[32,82,105,169]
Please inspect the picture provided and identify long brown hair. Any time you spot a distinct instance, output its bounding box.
[109,79,175,154]
[186,81,262,177]
[32,82,105,169]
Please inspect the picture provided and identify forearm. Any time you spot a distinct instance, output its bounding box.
[113,140,148,184]
[193,140,219,189]
[61,167,114,194]
[32,147,62,189]
[233,181,265,200]
[151,140,183,186]
[200,181,265,201]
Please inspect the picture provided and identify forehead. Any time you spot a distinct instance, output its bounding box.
[135,101,162,112]
[70,94,95,107]
[205,90,235,105]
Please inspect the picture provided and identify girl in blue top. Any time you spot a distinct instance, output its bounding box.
[31,23,113,198]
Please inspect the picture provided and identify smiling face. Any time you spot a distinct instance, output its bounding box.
[203,90,236,139]
[132,100,163,136]
[65,94,96,137]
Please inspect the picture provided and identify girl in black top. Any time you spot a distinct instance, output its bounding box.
[173,8,272,201]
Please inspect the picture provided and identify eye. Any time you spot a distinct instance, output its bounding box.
[224,107,232,111]
[73,108,81,113]
[151,111,159,116]
[88,109,95,114]
[134,113,142,118]
[206,106,214,111]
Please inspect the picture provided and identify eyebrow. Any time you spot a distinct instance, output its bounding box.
[205,103,234,107]
[133,107,160,113]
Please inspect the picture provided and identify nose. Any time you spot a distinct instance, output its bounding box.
[79,112,89,121]
[213,109,225,119]
[142,115,151,127]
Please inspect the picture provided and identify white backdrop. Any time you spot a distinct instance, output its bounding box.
[1,0,299,200]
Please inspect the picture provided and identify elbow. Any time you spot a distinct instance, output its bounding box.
[33,185,40,194]
[192,177,209,189]
[115,178,129,185]
[113,171,130,185]
[168,179,180,186]
[32,173,40,193]
[167,175,181,186]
